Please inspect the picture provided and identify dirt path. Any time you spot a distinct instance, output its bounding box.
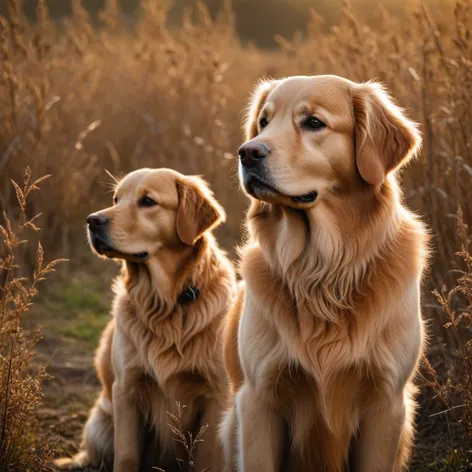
[30,266,115,464]
[36,335,100,460]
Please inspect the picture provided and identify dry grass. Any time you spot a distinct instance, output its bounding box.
[422,207,472,446]
[0,167,66,471]
[0,0,472,468]
[0,0,251,266]
[154,402,210,472]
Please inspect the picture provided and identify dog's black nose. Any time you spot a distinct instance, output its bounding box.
[87,213,109,231]
[238,143,270,168]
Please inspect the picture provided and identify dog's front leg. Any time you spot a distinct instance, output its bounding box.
[194,399,226,471]
[235,384,284,472]
[352,390,412,472]
[112,380,142,472]
[111,327,143,472]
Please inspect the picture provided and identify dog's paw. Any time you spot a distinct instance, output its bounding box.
[52,451,90,470]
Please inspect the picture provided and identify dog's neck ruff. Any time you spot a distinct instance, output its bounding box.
[121,238,210,330]
[246,189,405,324]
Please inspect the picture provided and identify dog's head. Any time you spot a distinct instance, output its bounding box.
[87,168,225,263]
[239,75,421,207]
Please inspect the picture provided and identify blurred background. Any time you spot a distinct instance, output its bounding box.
[0,0,471,470]
[0,0,453,47]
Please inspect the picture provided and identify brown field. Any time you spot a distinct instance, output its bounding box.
[0,0,472,470]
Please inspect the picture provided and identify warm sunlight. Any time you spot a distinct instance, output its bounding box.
[0,1,470,471]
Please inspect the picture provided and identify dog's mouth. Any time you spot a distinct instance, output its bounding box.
[244,175,318,205]
[89,233,149,262]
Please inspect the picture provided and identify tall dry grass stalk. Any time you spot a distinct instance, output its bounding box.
[154,402,210,472]
[0,167,66,471]
[422,207,472,445]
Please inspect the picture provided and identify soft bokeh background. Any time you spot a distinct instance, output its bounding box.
[0,0,455,47]
[0,0,471,470]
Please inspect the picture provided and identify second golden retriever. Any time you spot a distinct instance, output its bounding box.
[56,168,235,472]
[221,75,429,472]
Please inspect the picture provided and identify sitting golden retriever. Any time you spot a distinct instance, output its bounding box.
[220,76,429,472]
[55,168,235,472]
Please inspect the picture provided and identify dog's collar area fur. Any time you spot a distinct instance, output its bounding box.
[177,285,200,305]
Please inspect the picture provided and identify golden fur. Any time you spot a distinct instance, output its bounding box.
[55,168,236,472]
[220,75,429,472]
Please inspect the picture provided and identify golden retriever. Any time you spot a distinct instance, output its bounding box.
[55,168,236,472]
[220,75,429,472]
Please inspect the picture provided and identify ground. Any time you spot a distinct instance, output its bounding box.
[32,265,113,466]
[29,258,471,472]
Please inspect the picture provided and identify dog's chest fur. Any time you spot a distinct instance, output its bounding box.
[239,239,421,470]
[113,292,227,465]
[115,287,225,381]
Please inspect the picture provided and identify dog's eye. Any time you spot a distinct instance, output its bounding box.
[113,196,118,204]
[303,116,326,131]
[138,196,157,207]
[259,117,268,129]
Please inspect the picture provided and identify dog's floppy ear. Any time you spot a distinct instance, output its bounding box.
[244,79,277,140]
[351,82,421,186]
[175,177,226,246]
